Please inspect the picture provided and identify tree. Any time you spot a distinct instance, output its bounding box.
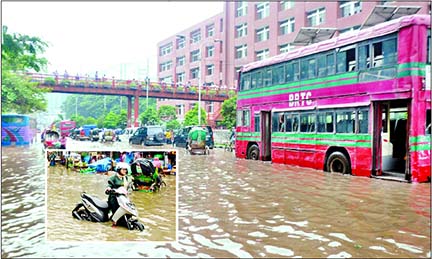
[104,111,120,129]
[139,106,160,125]
[221,96,237,129]
[2,25,50,113]
[70,115,86,127]
[166,119,181,130]
[183,105,207,126]
[158,105,177,122]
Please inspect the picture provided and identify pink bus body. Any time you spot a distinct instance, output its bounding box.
[236,15,430,183]
[58,120,76,137]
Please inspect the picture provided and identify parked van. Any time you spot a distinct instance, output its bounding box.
[129,125,165,146]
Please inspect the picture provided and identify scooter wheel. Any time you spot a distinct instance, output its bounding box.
[134,221,145,231]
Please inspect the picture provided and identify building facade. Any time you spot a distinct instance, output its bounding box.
[157,1,430,127]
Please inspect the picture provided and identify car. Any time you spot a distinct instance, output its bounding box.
[173,125,214,149]
[129,125,165,146]
[90,128,101,141]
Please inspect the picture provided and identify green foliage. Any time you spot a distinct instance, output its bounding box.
[84,117,97,125]
[70,115,86,127]
[166,119,181,130]
[62,95,155,122]
[1,71,49,113]
[221,96,237,128]
[2,25,50,113]
[139,106,160,125]
[183,105,207,126]
[158,105,177,122]
[104,111,120,128]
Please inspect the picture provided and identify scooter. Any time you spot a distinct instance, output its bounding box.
[72,186,145,231]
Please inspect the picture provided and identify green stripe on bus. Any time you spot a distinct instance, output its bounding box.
[238,62,428,100]
[411,144,431,152]
[397,70,426,77]
[237,137,260,142]
[238,72,357,97]
[410,135,431,144]
[237,132,260,137]
[272,132,371,141]
[398,62,426,69]
[272,139,371,148]
[238,78,358,100]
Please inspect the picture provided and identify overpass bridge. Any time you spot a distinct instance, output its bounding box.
[28,73,236,127]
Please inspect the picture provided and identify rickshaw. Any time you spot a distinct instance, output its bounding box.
[43,130,66,149]
[186,126,209,155]
[101,129,116,142]
[130,158,166,192]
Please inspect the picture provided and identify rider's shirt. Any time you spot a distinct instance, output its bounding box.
[107,173,131,190]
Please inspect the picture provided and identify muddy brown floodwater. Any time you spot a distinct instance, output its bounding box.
[1,143,431,258]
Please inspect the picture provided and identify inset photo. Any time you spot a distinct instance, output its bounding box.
[46,150,177,242]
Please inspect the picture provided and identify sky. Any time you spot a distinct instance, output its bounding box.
[2,1,224,81]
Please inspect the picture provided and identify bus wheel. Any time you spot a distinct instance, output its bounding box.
[248,145,259,160]
[327,152,351,174]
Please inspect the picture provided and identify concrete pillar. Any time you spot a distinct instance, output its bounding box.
[127,96,132,127]
[134,95,140,127]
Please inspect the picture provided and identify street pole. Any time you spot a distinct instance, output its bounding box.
[146,58,149,109]
[146,76,149,109]
[198,59,202,126]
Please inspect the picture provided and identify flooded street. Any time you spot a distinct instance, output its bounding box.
[46,165,176,242]
[2,142,431,258]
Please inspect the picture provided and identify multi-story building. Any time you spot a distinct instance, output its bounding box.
[157,1,430,127]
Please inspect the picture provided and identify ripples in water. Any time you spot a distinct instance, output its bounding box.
[1,144,431,258]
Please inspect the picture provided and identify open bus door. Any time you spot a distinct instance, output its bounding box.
[373,101,410,182]
[261,111,271,161]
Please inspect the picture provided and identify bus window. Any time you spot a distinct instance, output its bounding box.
[372,41,384,67]
[272,65,285,85]
[327,53,335,75]
[358,44,370,70]
[336,110,355,133]
[357,109,369,134]
[317,55,326,77]
[317,111,334,133]
[300,59,308,80]
[300,113,316,133]
[251,71,258,89]
[382,38,397,65]
[241,73,251,91]
[428,30,431,64]
[254,114,260,132]
[236,110,243,127]
[286,61,300,82]
[308,58,317,79]
[337,45,356,73]
[426,109,431,135]
[243,109,250,126]
[272,112,281,132]
[264,68,272,86]
[291,114,299,132]
[285,113,293,132]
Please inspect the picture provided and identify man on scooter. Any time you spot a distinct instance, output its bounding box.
[105,162,132,227]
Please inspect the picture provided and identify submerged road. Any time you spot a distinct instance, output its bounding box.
[1,141,431,258]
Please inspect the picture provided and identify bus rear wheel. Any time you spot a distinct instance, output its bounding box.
[247,145,259,160]
[326,152,351,174]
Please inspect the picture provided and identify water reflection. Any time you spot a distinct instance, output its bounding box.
[1,143,431,258]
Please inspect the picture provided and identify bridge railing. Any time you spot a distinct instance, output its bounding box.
[27,72,237,98]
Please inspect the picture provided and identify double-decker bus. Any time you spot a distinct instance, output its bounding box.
[2,114,37,146]
[236,15,430,183]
